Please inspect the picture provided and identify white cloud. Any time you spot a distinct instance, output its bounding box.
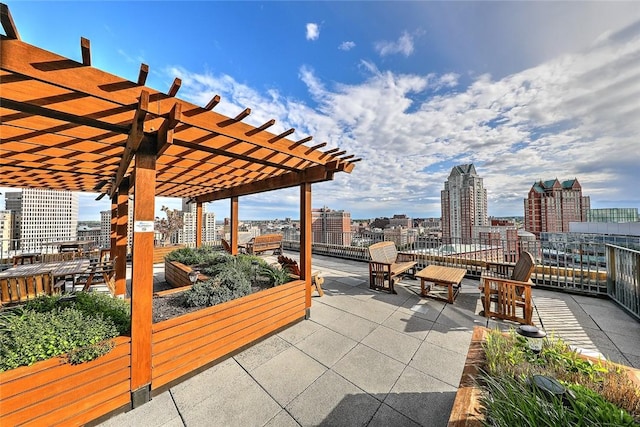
[375,31,414,57]
[306,23,319,41]
[338,41,356,51]
[168,19,640,218]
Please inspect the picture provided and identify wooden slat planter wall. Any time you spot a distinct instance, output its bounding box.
[164,260,209,288]
[0,336,131,426]
[151,279,306,390]
[152,245,184,264]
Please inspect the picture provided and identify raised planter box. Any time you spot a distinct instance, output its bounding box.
[164,259,208,288]
[448,327,640,426]
[153,245,184,264]
[151,279,307,390]
[0,336,132,426]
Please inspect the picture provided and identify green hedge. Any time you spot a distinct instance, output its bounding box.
[0,293,131,371]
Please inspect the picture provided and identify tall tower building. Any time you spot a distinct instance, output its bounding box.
[0,210,13,256]
[5,189,79,252]
[524,178,590,237]
[181,199,215,245]
[441,164,488,244]
[311,207,352,246]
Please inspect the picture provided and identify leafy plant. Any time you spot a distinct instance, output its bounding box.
[482,328,640,421]
[165,245,222,266]
[25,292,131,334]
[479,372,637,427]
[260,264,291,286]
[0,306,119,371]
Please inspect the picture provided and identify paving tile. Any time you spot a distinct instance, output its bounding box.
[171,358,281,426]
[234,334,291,372]
[97,391,181,427]
[362,325,422,364]
[251,346,327,406]
[278,319,323,345]
[296,327,358,367]
[367,403,422,427]
[307,300,347,326]
[286,370,380,426]
[399,298,445,322]
[264,409,300,427]
[384,366,457,427]
[325,310,379,342]
[383,309,435,340]
[424,323,473,356]
[332,344,405,398]
[409,341,467,388]
[605,330,640,357]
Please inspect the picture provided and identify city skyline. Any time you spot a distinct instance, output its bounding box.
[1,2,639,220]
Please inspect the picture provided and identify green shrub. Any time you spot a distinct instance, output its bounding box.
[25,292,131,334]
[184,268,251,308]
[0,306,119,371]
[260,264,291,286]
[165,246,221,266]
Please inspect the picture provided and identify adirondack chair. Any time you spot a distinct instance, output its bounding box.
[0,272,56,306]
[368,241,417,294]
[479,251,536,325]
[277,255,324,296]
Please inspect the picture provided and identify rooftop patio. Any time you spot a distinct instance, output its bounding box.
[98,252,640,427]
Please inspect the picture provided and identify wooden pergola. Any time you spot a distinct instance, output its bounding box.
[0,3,356,400]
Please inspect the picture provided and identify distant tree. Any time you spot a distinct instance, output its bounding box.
[155,206,183,246]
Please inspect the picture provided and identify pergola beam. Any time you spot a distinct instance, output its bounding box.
[137,64,149,85]
[156,101,182,155]
[81,37,91,66]
[0,3,19,40]
[110,90,149,197]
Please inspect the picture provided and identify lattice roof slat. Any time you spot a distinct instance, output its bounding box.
[0,7,357,201]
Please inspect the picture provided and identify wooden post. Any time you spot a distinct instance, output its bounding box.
[130,138,156,404]
[230,196,239,255]
[300,183,312,311]
[114,178,129,297]
[196,201,203,248]
[110,197,117,257]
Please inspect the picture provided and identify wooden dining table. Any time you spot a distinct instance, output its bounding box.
[0,259,91,281]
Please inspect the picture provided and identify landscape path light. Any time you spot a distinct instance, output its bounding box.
[516,324,547,353]
[188,270,199,285]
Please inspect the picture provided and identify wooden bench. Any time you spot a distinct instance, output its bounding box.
[245,234,283,255]
[368,241,417,294]
[277,255,324,296]
[0,272,56,306]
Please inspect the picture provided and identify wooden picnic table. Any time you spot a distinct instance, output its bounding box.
[415,265,467,304]
[0,259,91,280]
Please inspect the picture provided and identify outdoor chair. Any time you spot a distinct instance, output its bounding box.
[367,241,417,294]
[479,251,536,325]
[221,239,232,254]
[277,255,324,296]
[0,272,56,306]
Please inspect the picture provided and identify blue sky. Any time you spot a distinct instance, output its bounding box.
[2,1,640,221]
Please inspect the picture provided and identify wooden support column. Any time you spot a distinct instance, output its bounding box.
[300,183,312,311]
[230,196,239,255]
[110,196,117,257]
[114,178,129,297]
[130,138,156,404]
[196,202,203,248]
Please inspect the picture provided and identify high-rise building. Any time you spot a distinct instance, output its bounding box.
[0,210,13,256]
[312,207,352,246]
[524,178,590,237]
[389,214,412,228]
[441,164,488,244]
[5,189,79,252]
[181,199,216,245]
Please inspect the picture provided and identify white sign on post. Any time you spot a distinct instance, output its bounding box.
[134,221,155,232]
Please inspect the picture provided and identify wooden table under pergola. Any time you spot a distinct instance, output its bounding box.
[0,3,357,404]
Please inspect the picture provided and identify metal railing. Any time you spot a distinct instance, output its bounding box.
[283,231,640,297]
[607,244,640,320]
